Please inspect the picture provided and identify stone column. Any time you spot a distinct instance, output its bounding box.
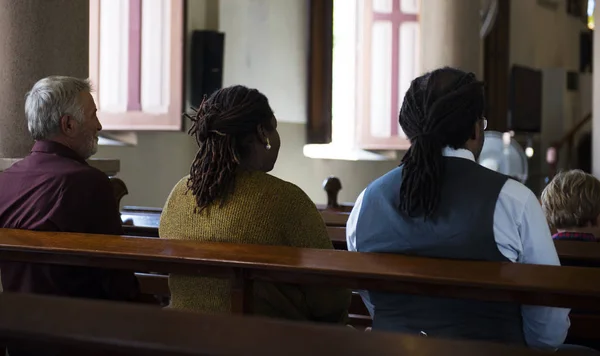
[420,0,482,77]
[0,0,89,158]
[0,0,120,176]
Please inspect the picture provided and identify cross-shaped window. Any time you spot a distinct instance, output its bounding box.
[329,0,420,153]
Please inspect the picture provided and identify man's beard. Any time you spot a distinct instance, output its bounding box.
[80,137,98,159]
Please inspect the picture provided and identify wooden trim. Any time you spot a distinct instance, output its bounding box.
[356,0,412,150]
[99,111,183,131]
[0,292,545,356]
[306,0,333,144]
[118,209,600,268]
[357,0,373,147]
[89,0,184,132]
[305,0,412,150]
[1,229,600,310]
[358,136,411,150]
[483,0,510,132]
[127,0,142,111]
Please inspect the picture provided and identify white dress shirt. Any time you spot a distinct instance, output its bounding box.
[346,147,570,350]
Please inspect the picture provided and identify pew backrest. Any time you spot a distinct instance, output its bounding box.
[1,228,600,312]
[119,213,600,268]
[554,240,600,267]
[0,292,546,356]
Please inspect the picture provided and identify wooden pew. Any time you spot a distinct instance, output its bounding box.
[119,176,353,230]
[1,228,600,312]
[135,273,374,324]
[120,192,600,344]
[0,292,548,356]
[119,212,600,269]
[133,226,600,346]
[135,273,599,347]
[326,226,600,267]
[555,240,600,267]
[1,228,599,348]
[315,176,354,212]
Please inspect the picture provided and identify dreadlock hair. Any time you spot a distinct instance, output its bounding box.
[184,85,274,213]
[398,67,485,219]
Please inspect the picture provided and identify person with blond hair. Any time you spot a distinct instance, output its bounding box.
[541,169,600,242]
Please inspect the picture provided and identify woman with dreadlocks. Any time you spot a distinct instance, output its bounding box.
[159,85,350,323]
[346,68,569,349]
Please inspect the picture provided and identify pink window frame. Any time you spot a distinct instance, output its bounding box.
[357,0,417,150]
[89,0,184,131]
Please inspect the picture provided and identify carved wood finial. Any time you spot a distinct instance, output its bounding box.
[109,177,129,209]
[323,176,342,209]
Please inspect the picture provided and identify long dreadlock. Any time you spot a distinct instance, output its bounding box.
[398,67,485,219]
[184,85,274,213]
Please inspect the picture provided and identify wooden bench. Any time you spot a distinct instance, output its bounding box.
[118,175,352,230]
[0,292,550,356]
[134,273,599,347]
[120,212,600,268]
[127,222,600,347]
[1,228,600,310]
[315,176,354,212]
[1,228,599,348]
[122,206,351,228]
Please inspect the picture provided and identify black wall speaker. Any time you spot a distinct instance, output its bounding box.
[508,65,542,133]
[189,30,225,108]
[580,31,593,72]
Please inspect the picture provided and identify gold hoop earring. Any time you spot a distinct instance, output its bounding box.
[266,138,271,150]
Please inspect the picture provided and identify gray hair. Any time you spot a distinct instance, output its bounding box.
[24,76,92,140]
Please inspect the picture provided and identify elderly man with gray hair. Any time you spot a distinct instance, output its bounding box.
[0,76,139,301]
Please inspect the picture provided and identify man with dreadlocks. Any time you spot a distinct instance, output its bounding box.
[159,85,350,323]
[346,68,569,349]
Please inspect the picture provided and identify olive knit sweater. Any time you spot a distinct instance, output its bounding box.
[159,171,350,323]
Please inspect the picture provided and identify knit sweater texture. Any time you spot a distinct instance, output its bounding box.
[159,171,350,323]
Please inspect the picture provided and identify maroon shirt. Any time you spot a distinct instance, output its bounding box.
[0,140,139,301]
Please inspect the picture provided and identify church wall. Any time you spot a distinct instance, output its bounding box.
[510,0,590,191]
[96,0,215,209]
[511,0,584,71]
[96,0,398,208]
[96,0,587,208]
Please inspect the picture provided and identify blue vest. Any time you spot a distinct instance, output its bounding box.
[355,157,525,345]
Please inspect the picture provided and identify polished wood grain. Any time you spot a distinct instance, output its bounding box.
[120,210,350,235]
[307,0,333,145]
[1,229,600,311]
[554,240,600,267]
[136,272,168,296]
[123,224,159,238]
[328,229,600,269]
[316,177,354,212]
[327,226,346,247]
[120,205,352,226]
[119,213,600,267]
[0,292,547,356]
[319,210,349,227]
[131,274,600,346]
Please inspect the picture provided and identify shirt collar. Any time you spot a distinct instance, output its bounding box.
[442,147,475,162]
[31,140,87,164]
